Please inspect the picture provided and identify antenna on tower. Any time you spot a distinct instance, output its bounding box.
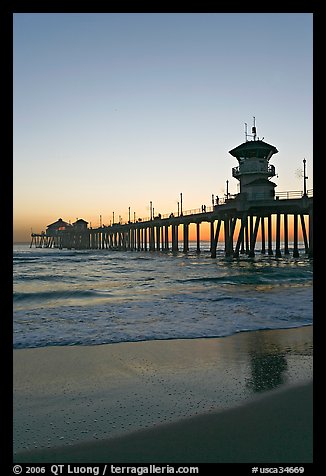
[244,117,259,141]
[252,116,257,141]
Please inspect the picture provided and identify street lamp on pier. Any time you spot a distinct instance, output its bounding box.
[303,159,308,197]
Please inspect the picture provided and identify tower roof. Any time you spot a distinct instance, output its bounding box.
[229,139,278,159]
[73,218,89,225]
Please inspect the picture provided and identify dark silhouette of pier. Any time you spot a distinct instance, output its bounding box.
[31,191,312,258]
[30,127,313,258]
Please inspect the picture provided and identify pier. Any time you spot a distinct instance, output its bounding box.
[30,191,313,258]
[30,127,313,258]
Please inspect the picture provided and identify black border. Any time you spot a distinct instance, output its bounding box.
[7,4,320,473]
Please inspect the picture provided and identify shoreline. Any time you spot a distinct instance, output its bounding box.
[14,325,313,463]
[13,323,313,352]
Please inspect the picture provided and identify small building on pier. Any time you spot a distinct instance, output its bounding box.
[46,218,72,235]
[73,218,88,231]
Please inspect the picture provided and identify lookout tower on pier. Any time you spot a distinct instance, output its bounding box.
[229,120,278,201]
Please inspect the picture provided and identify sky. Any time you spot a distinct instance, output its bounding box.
[13,13,313,242]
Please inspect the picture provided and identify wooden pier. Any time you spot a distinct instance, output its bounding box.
[30,191,313,258]
[30,131,313,258]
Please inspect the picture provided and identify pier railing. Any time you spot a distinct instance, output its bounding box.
[114,190,313,225]
[275,189,313,200]
[122,196,235,224]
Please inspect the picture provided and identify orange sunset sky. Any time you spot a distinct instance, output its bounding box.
[13,13,312,243]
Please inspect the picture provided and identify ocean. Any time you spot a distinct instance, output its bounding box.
[13,242,313,349]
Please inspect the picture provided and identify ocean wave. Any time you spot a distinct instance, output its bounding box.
[181,270,312,286]
[13,289,105,303]
[14,274,64,282]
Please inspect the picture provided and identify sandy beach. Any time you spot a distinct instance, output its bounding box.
[14,326,313,463]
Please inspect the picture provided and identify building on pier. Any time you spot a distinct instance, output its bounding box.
[73,218,88,231]
[46,218,71,234]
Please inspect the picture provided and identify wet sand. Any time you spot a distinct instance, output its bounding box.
[14,326,313,463]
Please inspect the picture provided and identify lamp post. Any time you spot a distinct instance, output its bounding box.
[226,180,229,199]
[150,201,153,220]
[303,159,308,196]
[180,193,183,215]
